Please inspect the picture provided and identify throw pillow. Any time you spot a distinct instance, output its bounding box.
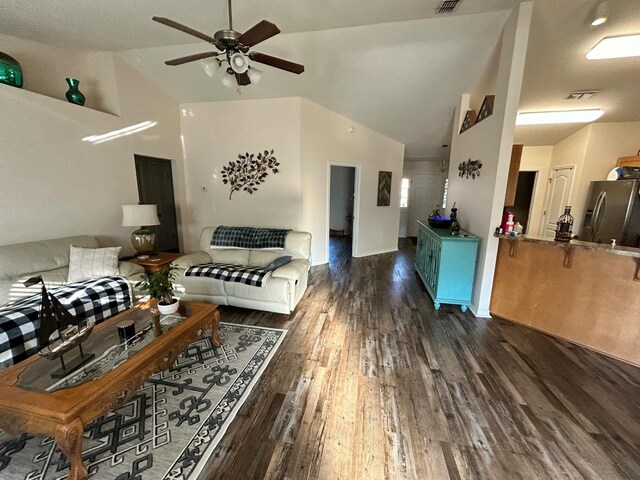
[68,245,121,282]
[264,255,292,272]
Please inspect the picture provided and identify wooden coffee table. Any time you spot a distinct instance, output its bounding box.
[0,301,221,480]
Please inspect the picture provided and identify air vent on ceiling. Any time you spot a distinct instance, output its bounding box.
[566,90,599,100]
[437,0,462,14]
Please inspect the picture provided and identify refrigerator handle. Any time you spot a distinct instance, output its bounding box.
[593,192,607,236]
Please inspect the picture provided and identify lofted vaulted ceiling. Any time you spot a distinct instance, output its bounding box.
[1,0,638,155]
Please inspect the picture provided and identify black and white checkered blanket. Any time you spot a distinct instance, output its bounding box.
[210,226,290,249]
[185,263,271,287]
[0,276,133,370]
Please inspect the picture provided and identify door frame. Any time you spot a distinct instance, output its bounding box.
[539,164,576,237]
[326,162,361,259]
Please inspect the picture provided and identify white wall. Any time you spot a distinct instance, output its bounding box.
[179,98,302,251]
[179,97,404,261]
[0,46,185,255]
[300,99,405,263]
[329,166,355,234]
[447,2,533,317]
[520,146,552,235]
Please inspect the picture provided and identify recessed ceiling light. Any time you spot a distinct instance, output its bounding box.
[591,1,609,26]
[587,34,640,59]
[516,109,604,125]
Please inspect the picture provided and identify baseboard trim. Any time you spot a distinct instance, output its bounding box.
[312,259,328,266]
[354,247,398,258]
[469,304,490,318]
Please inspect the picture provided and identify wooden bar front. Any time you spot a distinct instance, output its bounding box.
[491,237,640,366]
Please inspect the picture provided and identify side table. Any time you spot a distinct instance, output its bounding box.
[127,252,182,274]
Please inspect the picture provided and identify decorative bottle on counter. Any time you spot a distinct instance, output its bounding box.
[554,206,573,242]
[450,203,460,235]
[505,213,515,233]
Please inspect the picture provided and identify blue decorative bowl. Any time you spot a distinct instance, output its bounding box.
[428,216,454,228]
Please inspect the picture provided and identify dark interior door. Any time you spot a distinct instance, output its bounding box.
[134,155,179,252]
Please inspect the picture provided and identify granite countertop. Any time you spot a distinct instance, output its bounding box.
[494,233,640,259]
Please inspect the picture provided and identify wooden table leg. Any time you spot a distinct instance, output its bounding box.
[211,309,223,346]
[55,418,88,480]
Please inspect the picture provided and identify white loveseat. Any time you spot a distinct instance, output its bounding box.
[173,227,311,314]
[0,235,144,307]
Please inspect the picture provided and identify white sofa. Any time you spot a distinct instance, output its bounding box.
[173,227,311,314]
[0,235,145,307]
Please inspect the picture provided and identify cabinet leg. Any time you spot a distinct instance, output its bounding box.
[461,304,468,313]
[210,310,223,347]
[55,418,87,480]
[434,302,441,310]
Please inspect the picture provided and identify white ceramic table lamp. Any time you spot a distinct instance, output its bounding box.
[121,204,160,255]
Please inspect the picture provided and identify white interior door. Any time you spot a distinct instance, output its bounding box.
[407,174,444,236]
[541,166,575,238]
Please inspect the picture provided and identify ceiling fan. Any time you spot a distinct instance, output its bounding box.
[152,0,304,87]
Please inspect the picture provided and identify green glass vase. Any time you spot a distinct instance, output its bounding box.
[65,77,85,106]
[0,51,23,88]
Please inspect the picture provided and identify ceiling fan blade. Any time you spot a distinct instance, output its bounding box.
[249,52,304,74]
[235,72,251,86]
[153,16,217,44]
[165,51,219,66]
[238,20,280,47]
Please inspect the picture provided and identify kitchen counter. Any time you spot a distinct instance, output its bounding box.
[491,235,640,366]
[494,233,640,258]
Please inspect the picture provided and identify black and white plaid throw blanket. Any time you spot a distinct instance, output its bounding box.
[185,263,272,287]
[210,226,291,249]
[0,276,133,370]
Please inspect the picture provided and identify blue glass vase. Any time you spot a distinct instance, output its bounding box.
[65,77,85,106]
[0,51,23,88]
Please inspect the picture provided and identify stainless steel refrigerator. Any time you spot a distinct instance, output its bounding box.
[581,180,640,247]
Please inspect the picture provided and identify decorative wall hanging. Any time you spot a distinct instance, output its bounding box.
[458,159,483,179]
[65,78,85,106]
[221,149,279,199]
[377,171,392,206]
[476,95,495,123]
[459,110,477,133]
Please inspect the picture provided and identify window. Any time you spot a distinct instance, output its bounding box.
[400,178,410,207]
[442,178,449,209]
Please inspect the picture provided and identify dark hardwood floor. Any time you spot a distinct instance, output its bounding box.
[200,237,640,480]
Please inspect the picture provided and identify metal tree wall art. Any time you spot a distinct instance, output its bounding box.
[221,149,279,199]
[458,159,483,179]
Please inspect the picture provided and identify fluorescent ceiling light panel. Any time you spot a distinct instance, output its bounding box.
[516,109,603,125]
[586,34,640,59]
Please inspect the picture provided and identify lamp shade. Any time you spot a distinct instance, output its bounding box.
[121,204,160,227]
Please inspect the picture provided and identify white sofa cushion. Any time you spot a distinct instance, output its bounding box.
[247,250,285,268]
[209,249,249,266]
[68,245,121,282]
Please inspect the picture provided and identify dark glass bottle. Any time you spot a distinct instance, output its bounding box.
[554,206,573,242]
[450,203,460,235]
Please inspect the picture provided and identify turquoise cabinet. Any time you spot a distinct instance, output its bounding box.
[415,221,479,312]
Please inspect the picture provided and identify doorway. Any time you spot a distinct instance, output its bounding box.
[541,165,575,238]
[134,155,180,252]
[512,171,537,233]
[328,164,359,262]
[407,174,445,237]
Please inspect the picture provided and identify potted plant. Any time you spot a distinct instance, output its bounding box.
[136,265,180,314]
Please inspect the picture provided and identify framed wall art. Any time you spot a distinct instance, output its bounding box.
[377,171,392,206]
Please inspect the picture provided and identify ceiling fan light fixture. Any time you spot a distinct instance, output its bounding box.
[201,58,220,77]
[591,1,609,26]
[247,66,263,84]
[220,71,236,88]
[230,52,249,73]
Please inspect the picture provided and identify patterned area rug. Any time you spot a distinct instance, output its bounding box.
[0,322,285,480]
